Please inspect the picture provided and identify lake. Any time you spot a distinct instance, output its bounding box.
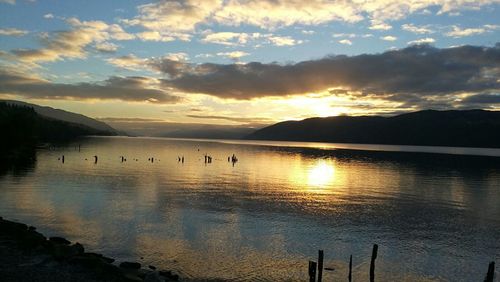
[0,136,499,281]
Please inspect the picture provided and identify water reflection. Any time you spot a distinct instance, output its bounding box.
[0,137,499,281]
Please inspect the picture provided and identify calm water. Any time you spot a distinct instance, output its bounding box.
[1,136,499,281]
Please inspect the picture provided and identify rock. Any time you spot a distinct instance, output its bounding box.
[122,273,143,282]
[0,219,28,235]
[69,253,121,278]
[84,252,115,263]
[120,261,142,270]
[159,270,172,277]
[137,268,153,279]
[51,244,77,259]
[19,230,46,248]
[69,253,113,267]
[71,242,84,254]
[148,265,157,270]
[28,226,36,231]
[159,270,179,281]
[49,236,71,245]
[145,271,164,282]
[51,242,84,259]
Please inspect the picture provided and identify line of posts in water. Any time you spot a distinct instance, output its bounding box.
[57,152,238,166]
[308,245,495,282]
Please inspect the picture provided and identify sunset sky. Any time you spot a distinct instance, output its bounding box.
[1,0,499,133]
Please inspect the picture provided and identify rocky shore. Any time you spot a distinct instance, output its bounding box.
[0,216,180,282]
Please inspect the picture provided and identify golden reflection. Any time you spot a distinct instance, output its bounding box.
[307,160,336,187]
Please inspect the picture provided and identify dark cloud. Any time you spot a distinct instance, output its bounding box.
[149,58,191,78]
[0,70,180,103]
[157,44,499,104]
[461,93,500,104]
[186,114,272,123]
[97,117,166,122]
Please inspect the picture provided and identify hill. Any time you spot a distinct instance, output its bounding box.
[1,100,117,134]
[163,127,257,140]
[0,102,116,167]
[246,110,500,148]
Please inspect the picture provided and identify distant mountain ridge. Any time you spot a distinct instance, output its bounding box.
[163,127,257,140]
[246,110,500,148]
[2,100,117,134]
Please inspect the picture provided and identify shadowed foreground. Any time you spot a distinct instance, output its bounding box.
[0,217,181,282]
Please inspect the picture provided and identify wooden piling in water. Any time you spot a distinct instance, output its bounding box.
[485,261,495,282]
[317,250,324,282]
[308,261,317,282]
[370,244,378,282]
[348,255,352,282]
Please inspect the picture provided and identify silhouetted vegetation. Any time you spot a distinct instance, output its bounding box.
[0,102,113,170]
[247,110,500,148]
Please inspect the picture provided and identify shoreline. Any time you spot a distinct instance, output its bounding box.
[0,216,180,282]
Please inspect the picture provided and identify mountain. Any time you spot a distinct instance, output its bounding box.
[1,100,117,134]
[163,127,257,140]
[246,110,500,148]
[0,102,117,167]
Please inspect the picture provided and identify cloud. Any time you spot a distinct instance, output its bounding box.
[339,39,352,45]
[195,53,214,58]
[401,23,434,34]
[369,21,392,30]
[148,57,192,78]
[267,35,302,46]
[43,13,54,19]
[333,33,373,39]
[200,31,302,47]
[122,0,220,41]
[445,25,498,38]
[0,69,180,104]
[106,54,147,70]
[136,31,167,41]
[186,114,271,123]
[125,0,498,36]
[213,0,362,29]
[333,33,357,38]
[7,17,134,63]
[98,117,166,122]
[156,44,499,106]
[163,52,189,61]
[0,0,15,4]
[216,51,250,61]
[408,37,435,45]
[461,93,500,104]
[95,42,119,53]
[381,36,397,41]
[0,28,28,36]
[201,31,253,46]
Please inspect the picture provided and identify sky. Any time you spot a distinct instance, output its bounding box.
[0,0,499,134]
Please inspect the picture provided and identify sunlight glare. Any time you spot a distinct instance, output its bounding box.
[307,160,336,187]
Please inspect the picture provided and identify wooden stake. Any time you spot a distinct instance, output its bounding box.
[348,255,352,282]
[317,250,324,282]
[309,261,317,282]
[370,244,378,282]
[485,261,495,282]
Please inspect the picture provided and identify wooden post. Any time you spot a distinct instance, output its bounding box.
[309,261,317,282]
[370,244,378,282]
[485,261,495,282]
[348,255,352,282]
[317,250,324,282]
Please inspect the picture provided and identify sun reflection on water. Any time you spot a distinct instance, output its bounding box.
[307,160,336,188]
